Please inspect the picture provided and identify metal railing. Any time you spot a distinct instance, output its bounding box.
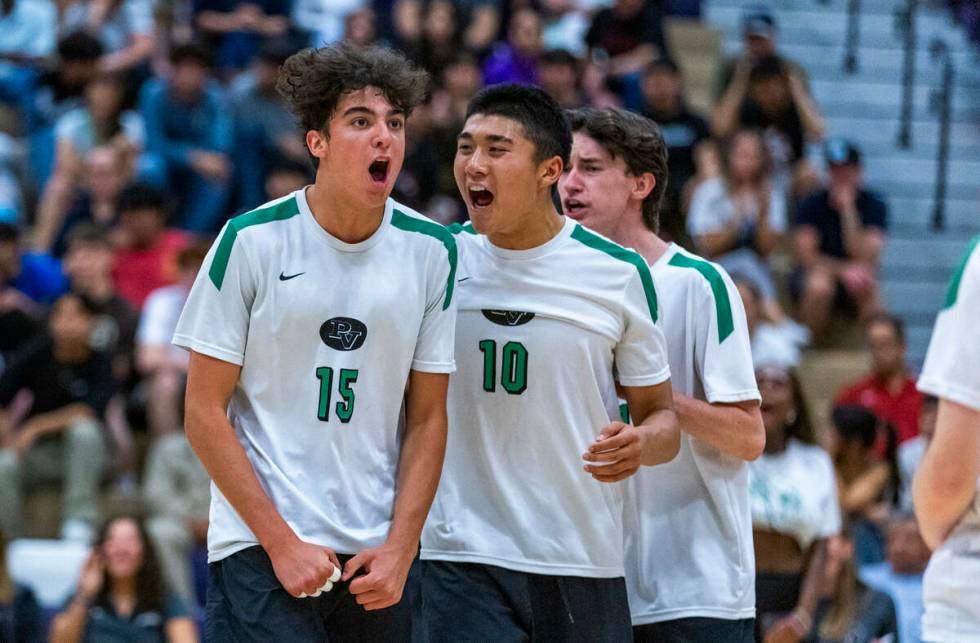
[894,0,919,148]
[929,39,954,231]
[843,0,862,72]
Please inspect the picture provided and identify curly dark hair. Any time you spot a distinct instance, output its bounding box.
[276,42,429,135]
[566,107,669,233]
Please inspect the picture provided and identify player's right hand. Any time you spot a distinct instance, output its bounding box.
[266,537,341,598]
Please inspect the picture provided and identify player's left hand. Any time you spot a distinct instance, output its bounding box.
[582,421,643,483]
[763,612,808,643]
[342,542,415,611]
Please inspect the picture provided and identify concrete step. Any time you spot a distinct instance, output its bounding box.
[871,178,979,200]
[859,156,980,188]
[885,195,980,229]
[824,115,980,151]
[881,235,975,271]
[708,0,958,18]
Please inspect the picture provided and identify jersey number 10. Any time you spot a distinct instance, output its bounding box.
[315,367,359,423]
[478,340,528,395]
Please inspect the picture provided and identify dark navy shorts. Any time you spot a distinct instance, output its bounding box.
[632,617,755,643]
[206,545,421,643]
[420,560,632,643]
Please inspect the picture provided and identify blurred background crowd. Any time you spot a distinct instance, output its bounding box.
[0,0,976,640]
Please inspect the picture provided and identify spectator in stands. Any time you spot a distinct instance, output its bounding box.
[0,223,68,307]
[392,99,440,214]
[343,6,377,48]
[140,43,232,233]
[482,8,542,86]
[144,424,211,604]
[193,0,290,74]
[36,145,128,258]
[712,54,823,198]
[0,133,22,223]
[585,0,667,78]
[49,514,198,642]
[0,292,113,541]
[400,0,462,78]
[688,128,787,321]
[859,512,928,643]
[829,405,898,565]
[835,313,921,446]
[538,49,585,109]
[137,241,208,439]
[642,57,717,244]
[897,394,936,512]
[793,140,887,342]
[809,526,898,642]
[291,0,365,47]
[750,361,841,642]
[0,527,42,643]
[539,0,590,56]
[60,0,156,76]
[0,0,57,133]
[110,184,190,310]
[264,155,312,201]
[737,277,806,370]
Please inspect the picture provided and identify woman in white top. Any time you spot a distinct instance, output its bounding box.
[750,362,842,643]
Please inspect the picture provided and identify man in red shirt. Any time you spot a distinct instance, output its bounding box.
[111,184,191,310]
[836,312,922,445]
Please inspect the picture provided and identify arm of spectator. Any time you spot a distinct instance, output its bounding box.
[14,403,95,453]
[840,461,890,514]
[674,395,764,461]
[753,187,780,257]
[137,344,187,375]
[696,228,740,259]
[165,617,199,643]
[787,69,825,141]
[693,139,720,180]
[764,538,829,643]
[140,83,195,168]
[913,398,980,549]
[463,4,500,52]
[711,59,751,139]
[143,437,192,520]
[50,553,104,643]
[32,142,82,252]
[195,9,244,33]
[793,225,838,272]
[99,32,155,73]
[608,44,659,77]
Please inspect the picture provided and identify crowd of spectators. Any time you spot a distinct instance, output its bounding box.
[0,0,942,640]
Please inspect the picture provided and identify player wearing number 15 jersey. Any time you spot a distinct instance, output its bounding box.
[421,85,679,643]
[173,44,455,642]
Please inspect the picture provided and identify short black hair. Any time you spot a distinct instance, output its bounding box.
[566,107,669,233]
[831,405,879,449]
[0,223,17,244]
[67,223,112,250]
[170,42,212,68]
[58,31,104,62]
[117,183,169,218]
[465,83,571,167]
[866,312,906,345]
[539,49,579,69]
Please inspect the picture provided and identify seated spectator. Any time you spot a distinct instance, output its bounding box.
[642,58,717,244]
[291,0,365,47]
[808,526,898,642]
[143,427,210,604]
[0,223,68,307]
[835,313,921,446]
[193,0,290,73]
[482,8,542,86]
[0,293,114,541]
[712,54,823,198]
[688,128,787,320]
[736,277,806,370]
[401,0,462,78]
[392,99,441,214]
[136,242,208,439]
[0,527,43,642]
[342,6,376,47]
[585,0,667,78]
[0,0,57,134]
[750,361,841,642]
[829,405,898,565]
[264,155,312,201]
[230,40,303,212]
[538,49,585,109]
[140,43,232,233]
[0,133,22,223]
[539,0,590,56]
[111,184,191,310]
[60,0,156,76]
[793,140,887,342]
[37,145,128,258]
[897,394,936,512]
[859,512,928,643]
[49,514,198,642]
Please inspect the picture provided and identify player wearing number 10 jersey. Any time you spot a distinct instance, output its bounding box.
[173,44,456,641]
[421,85,679,642]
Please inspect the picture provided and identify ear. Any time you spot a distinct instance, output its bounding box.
[632,172,656,201]
[306,129,329,163]
[539,155,564,189]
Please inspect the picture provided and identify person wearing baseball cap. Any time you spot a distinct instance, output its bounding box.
[791,138,889,342]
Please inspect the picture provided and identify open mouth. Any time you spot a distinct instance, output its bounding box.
[469,186,494,208]
[563,198,587,215]
[369,159,389,184]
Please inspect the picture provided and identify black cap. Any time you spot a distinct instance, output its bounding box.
[743,6,776,38]
[826,138,861,166]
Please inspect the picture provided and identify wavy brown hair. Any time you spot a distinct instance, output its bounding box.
[92,515,168,616]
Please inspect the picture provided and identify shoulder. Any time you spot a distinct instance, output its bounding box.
[225,192,303,240]
[567,223,650,279]
[694,176,725,198]
[389,201,456,256]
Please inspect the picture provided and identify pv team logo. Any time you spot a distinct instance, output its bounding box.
[482,310,535,327]
[320,317,368,351]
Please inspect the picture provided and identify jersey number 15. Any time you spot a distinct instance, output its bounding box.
[315,366,358,423]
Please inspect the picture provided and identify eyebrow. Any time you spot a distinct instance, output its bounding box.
[342,106,406,118]
[577,155,605,164]
[456,132,515,144]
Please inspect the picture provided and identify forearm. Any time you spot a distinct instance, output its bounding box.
[698,228,739,258]
[196,11,240,33]
[387,413,447,550]
[50,597,90,643]
[33,169,76,252]
[673,394,764,460]
[838,208,865,260]
[637,408,679,466]
[99,35,154,72]
[754,223,779,256]
[711,79,747,138]
[791,84,825,140]
[796,539,828,618]
[24,404,94,436]
[255,15,288,35]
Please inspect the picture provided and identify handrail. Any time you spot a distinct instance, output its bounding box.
[929,39,953,231]
[894,0,918,148]
[843,0,862,72]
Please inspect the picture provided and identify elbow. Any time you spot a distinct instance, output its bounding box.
[662,414,682,463]
[742,424,766,461]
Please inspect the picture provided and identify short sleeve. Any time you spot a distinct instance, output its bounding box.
[687,179,728,236]
[614,269,670,387]
[138,288,175,346]
[164,593,191,620]
[918,238,980,410]
[411,242,457,374]
[767,186,788,234]
[862,193,888,231]
[123,0,155,34]
[816,449,843,539]
[172,222,257,366]
[692,262,761,404]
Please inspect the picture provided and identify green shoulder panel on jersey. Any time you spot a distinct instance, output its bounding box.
[944,235,980,309]
[667,252,735,343]
[209,196,300,290]
[447,221,477,235]
[392,209,458,310]
[569,224,658,322]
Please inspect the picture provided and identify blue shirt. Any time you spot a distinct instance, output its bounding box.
[139,78,232,168]
[860,562,924,643]
[10,252,68,304]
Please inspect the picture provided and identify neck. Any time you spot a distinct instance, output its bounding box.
[764,429,787,455]
[593,208,669,265]
[307,183,385,244]
[487,198,564,250]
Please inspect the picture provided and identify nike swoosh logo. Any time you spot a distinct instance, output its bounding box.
[279,272,305,281]
[457,277,471,283]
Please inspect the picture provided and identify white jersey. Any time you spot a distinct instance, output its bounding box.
[917,236,980,643]
[173,189,457,562]
[422,218,671,578]
[624,243,760,625]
